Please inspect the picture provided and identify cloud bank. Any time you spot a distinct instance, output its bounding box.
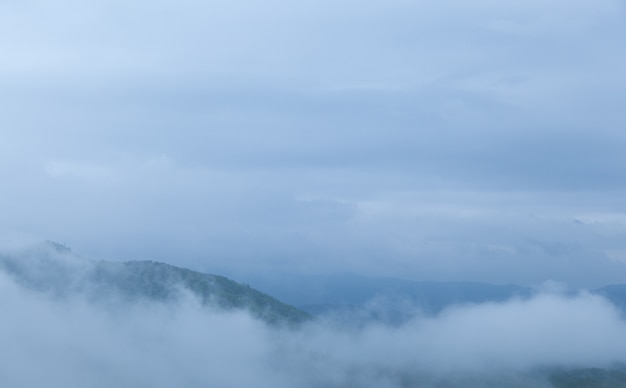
[1,268,625,388]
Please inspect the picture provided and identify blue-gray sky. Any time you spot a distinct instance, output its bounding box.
[2,0,626,286]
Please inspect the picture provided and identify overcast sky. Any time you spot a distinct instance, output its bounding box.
[2,0,626,287]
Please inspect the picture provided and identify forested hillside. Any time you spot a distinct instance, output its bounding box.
[0,241,310,326]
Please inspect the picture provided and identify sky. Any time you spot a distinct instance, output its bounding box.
[2,0,626,287]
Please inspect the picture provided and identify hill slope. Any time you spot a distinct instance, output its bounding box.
[0,242,310,326]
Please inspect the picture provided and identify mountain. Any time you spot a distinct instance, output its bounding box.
[5,241,626,328]
[238,272,531,324]
[594,284,626,312]
[0,241,311,326]
[241,272,626,325]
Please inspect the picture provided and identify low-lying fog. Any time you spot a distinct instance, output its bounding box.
[1,268,624,388]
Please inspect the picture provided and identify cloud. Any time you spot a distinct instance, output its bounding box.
[2,267,626,388]
[282,294,626,387]
[0,0,626,285]
[5,153,626,286]
[0,272,283,387]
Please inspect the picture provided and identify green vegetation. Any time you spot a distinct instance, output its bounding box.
[0,244,312,326]
[110,261,313,326]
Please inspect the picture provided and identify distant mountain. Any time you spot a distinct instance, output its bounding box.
[0,241,311,326]
[238,273,531,325]
[241,272,626,325]
[594,284,626,312]
[5,241,626,328]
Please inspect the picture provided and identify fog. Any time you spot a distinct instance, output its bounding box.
[2,0,626,384]
[1,264,625,388]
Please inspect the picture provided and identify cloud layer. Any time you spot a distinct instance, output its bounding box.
[1,268,626,388]
[1,0,626,285]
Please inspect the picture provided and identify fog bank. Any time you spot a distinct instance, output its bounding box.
[1,270,625,387]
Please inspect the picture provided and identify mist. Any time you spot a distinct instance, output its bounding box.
[2,263,625,388]
[2,0,626,385]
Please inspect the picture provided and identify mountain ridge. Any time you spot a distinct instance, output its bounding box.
[0,242,311,326]
[4,241,626,327]
[238,272,626,325]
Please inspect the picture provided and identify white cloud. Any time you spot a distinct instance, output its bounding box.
[1,268,626,387]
